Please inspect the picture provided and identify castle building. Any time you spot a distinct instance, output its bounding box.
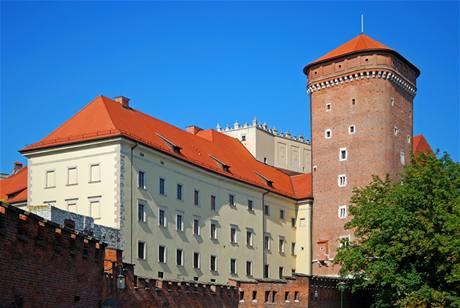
[0,33,432,283]
[304,34,421,276]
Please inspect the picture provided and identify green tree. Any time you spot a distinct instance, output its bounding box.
[335,153,460,307]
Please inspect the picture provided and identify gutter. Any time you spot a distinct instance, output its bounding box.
[262,190,270,277]
[130,142,138,264]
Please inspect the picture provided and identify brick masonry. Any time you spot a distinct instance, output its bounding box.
[306,51,418,276]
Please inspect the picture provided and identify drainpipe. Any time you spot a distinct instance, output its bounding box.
[130,142,138,264]
[262,190,270,277]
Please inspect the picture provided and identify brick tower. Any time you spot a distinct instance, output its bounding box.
[304,34,420,276]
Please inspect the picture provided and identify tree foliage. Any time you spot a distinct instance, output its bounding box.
[335,153,460,307]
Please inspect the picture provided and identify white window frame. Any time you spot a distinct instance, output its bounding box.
[176,212,184,231]
[348,125,356,134]
[45,170,56,188]
[176,249,184,266]
[66,198,78,213]
[210,255,218,272]
[89,163,101,183]
[158,208,167,227]
[230,225,238,244]
[88,196,102,220]
[246,261,253,277]
[193,252,200,269]
[264,233,271,251]
[138,171,146,189]
[158,245,167,263]
[339,147,348,161]
[338,205,347,219]
[193,217,201,236]
[338,174,347,187]
[324,129,332,139]
[138,200,147,222]
[246,229,253,247]
[67,167,78,186]
[210,220,218,240]
[279,236,285,254]
[138,241,146,260]
[230,258,237,275]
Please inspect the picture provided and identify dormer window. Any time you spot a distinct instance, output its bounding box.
[256,172,273,187]
[156,133,182,154]
[209,155,231,173]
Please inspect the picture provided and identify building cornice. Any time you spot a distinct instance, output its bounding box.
[307,69,416,97]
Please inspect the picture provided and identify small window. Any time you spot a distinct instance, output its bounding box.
[279,266,284,279]
[400,151,406,165]
[349,125,356,134]
[138,241,146,259]
[263,157,267,164]
[193,252,200,269]
[158,208,167,227]
[264,264,269,278]
[326,103,331,111]
[338,205,347,219]
[176,212,184,231]
[230,226,237,244]
[264,234,271,250]
[285,291,290,302]
[246,230,253,247]
[325,129,332,139]
[176,249,183,266]
[291,242,296,256]
[158,271,164,278]
[391,97,395,106]
[194,189,199,206]
[90,164,101,182]
[193,218,200,236]
[407,135,411,144]
[239,291,244,302]
[294,291,300,302]
[211,221,218,240]
[264,291,270,303]
[340,235,350,247]
[264,205,270,216]
[280,209,285,220]
[45,170,56,188]
[211,195,217,211]
[248,199,253,211]
[339,148,348,161]
[176,184,183,200]
[313,165,317,172]
[352,98,356,105]
[229,194,235,206]
[138,171,146,189]
[89,198,101,220]
[230,258,237,275]
[291,218,296,228]
[279,237,285,254]
[159,178,166,195]
[66,198,78,213]
[159,245,166,263]
[241,135,246,141]
[210,255,217,272]
[394,126,400,136]
[338,174,347,187]
[138,201,146,222]
[252,290,257,301]
[246,261,253,276]
[272,291,277,303]
[67,167,78,185]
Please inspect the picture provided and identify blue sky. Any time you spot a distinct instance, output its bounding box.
[1,1,459,173]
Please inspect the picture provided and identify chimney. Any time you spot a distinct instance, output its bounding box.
[185,125,203,135]
[12,162,23,174]
[114,96,130,108]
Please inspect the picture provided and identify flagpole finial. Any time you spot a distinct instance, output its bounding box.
[361,14,364,33]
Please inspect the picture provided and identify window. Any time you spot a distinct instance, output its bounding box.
[394,126,400,136]
[339,148,348,161]
[138,201,146,222]
[400,151,406,165]
[176,184,183,200]
[279,266,284,279]
[264,234,271,250]
[229,194,235,206]
[230,226,237,244]
[211,221,218,240]
[158,208,166,227]
[159,245,166,263]
[66,198,78,213]
[211,195,216,211]
[67,167,78,185]
[326,103,331,111]
[194,189,199,206]
[246,261,252,276]
[391,97,395,106]
[159,178,166,195]
[352,98,356,105]
[272,291,277,303]
[138,241,146,259]
[338,205,347,219]
[349,125,356,134]
[210,255,217,272]
[44,200,56,207]
[158,271,164,278]
[138,171,146,189]
[193,218,200,236]
[239,291,244,302]
[193,252,200,269]
[291,242,296,256]
[264,205,270,216]
[45,170,55,188]
[279,237,285,253]
[252,291,257,301]
[264,291,270,303]
[230,258,237,275]
[338,174,347,187]
[89,198,101,220]
[176,212,184,231]
[176,249,183,266]
[248,199,253,211]
[246,230,253,247]
[90,164,101,182]
[264,265,269,278]
[279,209,285,220]
[241,135,246,141]
[291,218,296,228]
[299,218,306,227]
[325,129,332,139]
[407,135,411,144]
[263,157,267,164]
[294,291,300,302]
[284,291,290,302]
[340,235,350,247]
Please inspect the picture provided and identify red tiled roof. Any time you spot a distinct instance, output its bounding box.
[304,34,420,76]
[21,96,312,200]
[413,134,433,156]
[0,167,28,204]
